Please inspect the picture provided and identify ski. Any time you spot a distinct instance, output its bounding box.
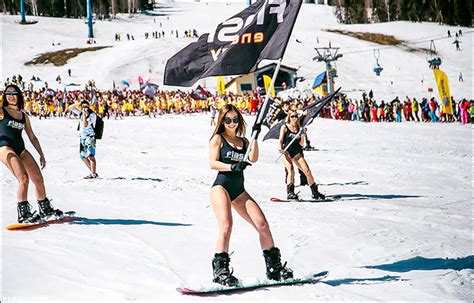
[271,196,341,203]
[177,271,328,296]
[6,211,77,231]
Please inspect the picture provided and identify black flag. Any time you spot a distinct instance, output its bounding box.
[164,0,302,87]
[254,98,282,129]
[263,89,340,141]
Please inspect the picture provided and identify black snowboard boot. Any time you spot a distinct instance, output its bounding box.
[263,247,294,281]
[310,183,325,200]
[38,198,63,219]
[286,184,299,200]
[17,201,40,223]
[212,252,239,287]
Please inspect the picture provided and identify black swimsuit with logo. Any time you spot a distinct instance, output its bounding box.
[0,109,26,156]
[283,124,303,159]
[212,134,247,201]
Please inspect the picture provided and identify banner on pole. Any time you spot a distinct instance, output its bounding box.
[433,69,452,115]
[164,0,303,87]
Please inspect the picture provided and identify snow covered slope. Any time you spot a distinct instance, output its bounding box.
[1,115,472,301]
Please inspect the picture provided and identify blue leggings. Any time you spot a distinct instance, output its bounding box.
[430,110,437,122]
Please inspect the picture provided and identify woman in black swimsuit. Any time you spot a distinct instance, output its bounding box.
[0,85,62,223]
[209,104,293,286]
[279,110,325,200]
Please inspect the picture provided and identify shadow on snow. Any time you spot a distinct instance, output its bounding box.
[364,256,474,272]
[70,217,192,227]
[323,275,402,286]
[336,193,422,201]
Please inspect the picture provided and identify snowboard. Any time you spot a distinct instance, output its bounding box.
[177,271,328,296]
[6,211,77,231]
[271,195,341,203]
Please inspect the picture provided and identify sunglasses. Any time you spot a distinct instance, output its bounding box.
[5,91,19,96]
[290,115,298,118]
[224,117,239,124]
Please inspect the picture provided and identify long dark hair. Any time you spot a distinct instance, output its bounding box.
[2,84,25,110]
[210,104,246,140]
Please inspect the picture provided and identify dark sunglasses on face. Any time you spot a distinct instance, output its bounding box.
[224,117,239,124]
[290,115,298,118]
[5,91,19,96]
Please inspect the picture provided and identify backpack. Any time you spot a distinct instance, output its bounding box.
[94,115,104,140]
[77,112,104,139]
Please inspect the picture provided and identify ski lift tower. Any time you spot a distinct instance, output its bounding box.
[313,47,342,94]
[20,0,26,23]
[87,0,94,38]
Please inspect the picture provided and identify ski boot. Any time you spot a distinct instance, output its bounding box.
[286,184,299,200]
[212,252,239,287]
[310,183,325,200]
[263,247,294,281]
[38,198,64,220]
[17,201,40,223]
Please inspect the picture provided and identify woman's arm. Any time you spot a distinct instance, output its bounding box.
[245,138,258,163]
[68,103,81,115]
[24,114,46,169]
[299,128,306,146]
[209,135,232,171]
[278,124,286,150]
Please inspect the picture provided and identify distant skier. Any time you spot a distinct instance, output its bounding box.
[447,30,451,37]
[0,85,63,223]
[279,110,325,200]
[459,72,464,82]
[210,102,217,126]
[429,97,438,122]
[453,39,461,51]
[209,104,293,286]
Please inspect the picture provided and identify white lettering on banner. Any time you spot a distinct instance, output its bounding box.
[217,18,244,42]
[268,0,286,23]
[207,0,287,44]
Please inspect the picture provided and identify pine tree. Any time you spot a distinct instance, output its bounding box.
[373,0,388,22]
[456,0,473,26]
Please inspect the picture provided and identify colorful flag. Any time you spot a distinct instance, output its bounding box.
[217,76,226,94]
[191,85,211,100]
[433,69,452,115]
[263,75,275,97]
[142,83,159,98]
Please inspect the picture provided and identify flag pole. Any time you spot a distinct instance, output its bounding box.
[243,58,282,162]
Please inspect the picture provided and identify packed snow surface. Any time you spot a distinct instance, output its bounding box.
[1,115,472,301]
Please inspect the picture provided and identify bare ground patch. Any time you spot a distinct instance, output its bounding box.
[25,46,112,66]
[325,29,434,54]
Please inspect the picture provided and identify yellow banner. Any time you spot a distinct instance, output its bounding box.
[313,84,328,96]
[216,76,226,94]
[263,75,275,98]
[433,69,452,115]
